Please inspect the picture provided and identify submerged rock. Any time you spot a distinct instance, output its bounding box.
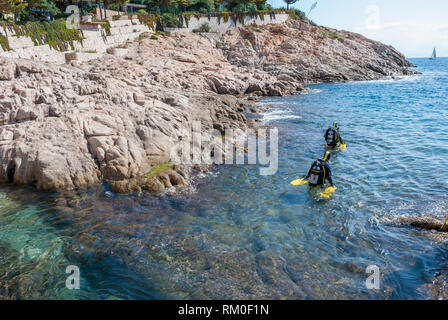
[399,216,448,233]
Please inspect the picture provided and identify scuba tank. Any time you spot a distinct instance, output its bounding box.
[326,128,336,146]
[308,152,330,186]
[308,161,324,186]
[325,122,340,147]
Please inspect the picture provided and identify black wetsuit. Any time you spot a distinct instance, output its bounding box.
[325,127,344,147]
[305,160,334,187]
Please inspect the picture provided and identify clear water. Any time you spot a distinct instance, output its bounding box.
[1,58,448,299]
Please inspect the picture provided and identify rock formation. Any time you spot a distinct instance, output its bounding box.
[397,216,448,233]
[0,18,416,193]
[219,19,414,86]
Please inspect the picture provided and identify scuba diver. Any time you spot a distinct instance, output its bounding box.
[304,151,334,187]
[325,122,345,149]
[290,152,337,197]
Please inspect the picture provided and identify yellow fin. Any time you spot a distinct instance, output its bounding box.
[291,178,308,186]
[321,186,337,198]
[340,143,347,150]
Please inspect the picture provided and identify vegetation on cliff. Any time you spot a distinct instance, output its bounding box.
[0,19,83,51]
[0,0,307,24]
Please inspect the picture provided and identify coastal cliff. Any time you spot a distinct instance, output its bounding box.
[0,18,415,193]
[220,19,414,85]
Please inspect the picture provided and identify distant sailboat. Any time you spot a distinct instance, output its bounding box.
[430,47,437,60]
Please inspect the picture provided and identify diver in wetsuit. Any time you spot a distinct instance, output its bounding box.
[325,122,344,148]
[304,151,334,187]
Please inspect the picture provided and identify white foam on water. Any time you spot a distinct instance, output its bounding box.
[303,88,323,94]
[262,108,302,123]
[350,74,421,85]
[256,100,288,107]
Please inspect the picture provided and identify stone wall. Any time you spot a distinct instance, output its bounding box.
[180,13,290,33]
[0,19,150,63]
[0,13,290,63]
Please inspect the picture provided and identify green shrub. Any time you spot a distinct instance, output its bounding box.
[187,0,215,13]
[150,35,158,40]
[80,3,96,14]
[18,8,48,22]
[326,29,343,42]
[108,3,121,11]
[200,22,211,32]
[146,162,172,179]
[138,34,149,40]
[0,34,11,51]
[194,22,211,32]
[231,4,246,12]
[138,9,148,14]
[0,20,84,51]
[291,9,306,20]
[257,3,267,10]
[331,33,343,42]
[102,20,111,36]
[246,3,258,13]
[137,14,160,30]
[112,14,121,21]
[160,13,183,28]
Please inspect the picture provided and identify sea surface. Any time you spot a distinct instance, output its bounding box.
[1,58,448,299]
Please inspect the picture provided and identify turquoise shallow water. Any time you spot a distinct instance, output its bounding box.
[1,58,448,299]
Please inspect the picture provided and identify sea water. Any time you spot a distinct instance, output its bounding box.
[0,58,447,299]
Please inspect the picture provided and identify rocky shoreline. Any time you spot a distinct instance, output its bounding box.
[0,18,416,193]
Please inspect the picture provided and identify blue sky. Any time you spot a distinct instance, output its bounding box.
[269,0,448,58]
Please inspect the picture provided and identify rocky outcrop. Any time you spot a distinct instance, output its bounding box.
[0,19,415,193]
[0,55,248,193]
[219,19,415,84]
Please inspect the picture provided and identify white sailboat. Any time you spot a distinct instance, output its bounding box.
[430,47,437,60]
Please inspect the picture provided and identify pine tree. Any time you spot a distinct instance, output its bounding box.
[283,0,297,10]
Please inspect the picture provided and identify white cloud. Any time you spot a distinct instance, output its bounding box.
[354,21,448,57]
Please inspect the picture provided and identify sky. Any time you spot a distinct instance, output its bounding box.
[270,0,448,58]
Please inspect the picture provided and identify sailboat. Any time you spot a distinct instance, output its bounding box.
[430,47,437,60]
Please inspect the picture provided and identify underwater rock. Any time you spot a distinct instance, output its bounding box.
[400,216,448,233]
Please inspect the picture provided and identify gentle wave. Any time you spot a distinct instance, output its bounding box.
[1,58,448,300]
[262,108,302,123]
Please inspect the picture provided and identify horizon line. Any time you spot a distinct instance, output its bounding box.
[407,56,447,59]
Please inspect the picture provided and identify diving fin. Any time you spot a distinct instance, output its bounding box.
[321,186,337,198]
[291,178,308,186]
[339,143,347,150]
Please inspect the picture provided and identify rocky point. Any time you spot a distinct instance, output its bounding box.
[0,18,416,193]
